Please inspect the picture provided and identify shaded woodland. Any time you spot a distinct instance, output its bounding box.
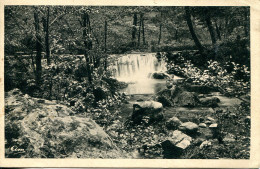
[5,6,250,159]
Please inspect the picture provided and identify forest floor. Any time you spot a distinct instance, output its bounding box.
[5,51,251,159]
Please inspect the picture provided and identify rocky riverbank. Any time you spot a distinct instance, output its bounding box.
[118,69,250,159]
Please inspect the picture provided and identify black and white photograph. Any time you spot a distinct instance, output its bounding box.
[1,1,260,167]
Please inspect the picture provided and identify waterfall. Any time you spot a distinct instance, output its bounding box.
[114,53,167,83]
[112,53,169,95]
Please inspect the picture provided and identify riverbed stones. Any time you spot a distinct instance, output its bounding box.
[198,94,205,98]
[209,123,218,128]
[205,120,213,125]
[223,133,236,143]
[161,130,192,158]
[166,117,182,130]
[199,123,207,128]
[199,140,212,149]
[207,117,216,122]
[179,122,198,135]
[132,101,164,124]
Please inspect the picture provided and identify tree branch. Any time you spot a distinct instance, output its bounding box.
[49,12,67,26]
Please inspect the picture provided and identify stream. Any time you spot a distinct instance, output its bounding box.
[111,52,244,158]
[112,52,242,119]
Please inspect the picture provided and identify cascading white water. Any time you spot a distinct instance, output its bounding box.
[113,53,169,95]
[114,53,167,82]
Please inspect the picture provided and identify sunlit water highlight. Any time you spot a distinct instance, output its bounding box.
[113,53,181,95]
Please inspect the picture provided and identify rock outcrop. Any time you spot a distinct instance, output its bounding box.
[5,89,123,158]
[174,91,200,107]
[132,101,164,124]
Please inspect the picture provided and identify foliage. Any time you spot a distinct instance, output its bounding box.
[5,6,249,55]
[166,52,250,97]
[4,5,251,159]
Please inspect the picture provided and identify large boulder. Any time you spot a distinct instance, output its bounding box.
[155,85,181,107]
[161,130,192,158]
[132,101,164,124]
[5,89,123,158]
[151,72,169,79]
[166,117,182,130]
[174,91,200,107]
[179,122,199,135]
[200,97,220,107]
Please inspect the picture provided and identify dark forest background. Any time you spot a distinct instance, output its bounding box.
[4,6,250,159]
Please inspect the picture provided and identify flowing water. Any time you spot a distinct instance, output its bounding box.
[112,52,244,158]
[113,53,181,95]
[112,52,242,109]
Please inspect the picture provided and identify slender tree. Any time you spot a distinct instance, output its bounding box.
[184,7,204,54]
[104,20,108,70]
[43,7,50,65]
[82,11,92,84]
[205,10,217,45]
[137,14,141,47]
[141,13,145,45]
[34,8,42,85]
[158,12,162,45]
[131,13,138,47]
[215,21,221,40]
[244,8,249,37]
[175,29,178,41]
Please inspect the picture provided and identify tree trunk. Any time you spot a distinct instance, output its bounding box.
[34,10,42,85]
[225,16,233,37]
[158,23,162,45]
[175,29,178,41]
[104,20,107,52]
[215,21,221,40]
[132,13,137,47]
[244,8,249,37]
[205,14,217,45]
[158,11,162,45]
[82,12,92,84]
[184,7,204,54]
[141,14,145,45]
[104,20,108,70]
[138,14,141,47]
[45,7,50,65]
